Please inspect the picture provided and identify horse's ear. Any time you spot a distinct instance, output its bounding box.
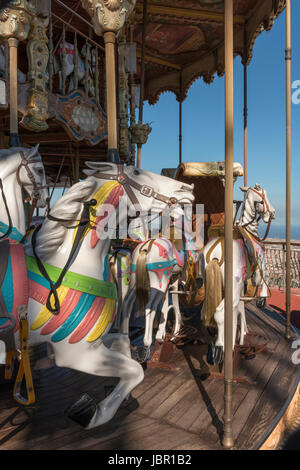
[240,186,249,193]
[26,144,40,160]
[254,183,262,190]
[84,161,116,172]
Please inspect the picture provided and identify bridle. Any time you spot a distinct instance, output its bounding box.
[93,164,179,214]
[0,150,47,242]
[16,150,48,200]
[240,187,274,242]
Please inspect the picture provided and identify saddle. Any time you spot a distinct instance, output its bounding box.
[207,224,263,275]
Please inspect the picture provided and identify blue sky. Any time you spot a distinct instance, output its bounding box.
[140,5,300,235]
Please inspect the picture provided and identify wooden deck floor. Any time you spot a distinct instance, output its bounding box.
[0,303,299,450]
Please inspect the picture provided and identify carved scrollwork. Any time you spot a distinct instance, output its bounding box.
[0,0,35,41]
[130,122,152,145]
[81,0,136,36]
[21,15,49,132]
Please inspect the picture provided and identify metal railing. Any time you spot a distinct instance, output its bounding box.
[264,240,300,290]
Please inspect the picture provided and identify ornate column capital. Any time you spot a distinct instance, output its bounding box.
[81,0,136,36]
[0,0,36,41]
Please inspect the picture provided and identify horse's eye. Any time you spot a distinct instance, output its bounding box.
[36,168,44,175]
[133,170,140,175]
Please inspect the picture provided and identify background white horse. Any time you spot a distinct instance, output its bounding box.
[0,145,48,240]
[202,184,275,365]
[19,162,195,429]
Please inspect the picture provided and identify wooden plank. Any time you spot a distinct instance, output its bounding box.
[235,340,299,449]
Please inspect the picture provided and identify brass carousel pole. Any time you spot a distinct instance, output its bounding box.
[81,1,137,163]
[243,30,248,187]
[104,30,119,162]
[223,0,234,450]
[136,0,148,169]
[179,72,183,166]
[285,0,292,340]
[8,37,20,147]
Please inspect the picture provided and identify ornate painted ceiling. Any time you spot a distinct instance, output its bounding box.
[131,0,286,103]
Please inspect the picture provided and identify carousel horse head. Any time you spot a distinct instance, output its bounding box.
[240,184,275,224]
[82,162,195,221]
[0,145,48,208]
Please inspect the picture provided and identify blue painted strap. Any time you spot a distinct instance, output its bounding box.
[51,293,95,343]
[0,250,13,327]
[0,222,24,243]
[131,259,177,272]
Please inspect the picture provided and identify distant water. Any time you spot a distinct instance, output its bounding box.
[261,225,300,241]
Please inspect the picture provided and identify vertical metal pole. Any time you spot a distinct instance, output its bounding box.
[179,100,182,166]
[223,0,234,450]
[243,30,248,187]
[8,37,19,147]
[49,11,54,93]
[179,72,183,166]
[85,39,89,96]
[104,31,119,162]
[136,0,148,168]
[74,32,79,90]
[61,24,66,95]
[285,0,292,340]
[243,64,248,187]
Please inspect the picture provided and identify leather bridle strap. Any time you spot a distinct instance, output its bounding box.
[0,178,13,240]
[95,165,178,213]
[16,151,47,197]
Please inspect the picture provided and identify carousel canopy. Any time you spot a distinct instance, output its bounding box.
[132,0,285,104]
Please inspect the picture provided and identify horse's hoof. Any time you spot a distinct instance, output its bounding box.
[65,393,97,428]
[195,277,203,289]
[133,345,150,364]
[256,298,266,309]
[206,344,224,366]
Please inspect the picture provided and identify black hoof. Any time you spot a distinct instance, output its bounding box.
[256,298,266,309]
[133,345,150,364]
[207,344,224,366]
[65,393,97,428]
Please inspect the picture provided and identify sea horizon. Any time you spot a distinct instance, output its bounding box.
[261,225,300,241]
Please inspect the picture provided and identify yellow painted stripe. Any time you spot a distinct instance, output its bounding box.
[87,298,116,342]
[72,181,120,244]
[31,286,69,330]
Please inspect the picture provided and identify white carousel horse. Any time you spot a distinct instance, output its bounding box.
[119,225,201,363]
[0,145,48,362]
[202,184,275,365]
[53,42,95,95]
[11,161,194,429]
[0,145,48,241]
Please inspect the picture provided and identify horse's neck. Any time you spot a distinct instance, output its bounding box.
[0,173,25,235]
[41,227,111,281]
[240,199,259,237]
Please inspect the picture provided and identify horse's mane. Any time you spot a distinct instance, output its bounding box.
[33,178,97,257]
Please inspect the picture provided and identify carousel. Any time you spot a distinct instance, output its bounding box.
[0,0,299,451]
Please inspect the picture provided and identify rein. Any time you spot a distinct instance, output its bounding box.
[31,199,97,314]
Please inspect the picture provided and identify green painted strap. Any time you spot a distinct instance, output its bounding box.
[26,255,117,300]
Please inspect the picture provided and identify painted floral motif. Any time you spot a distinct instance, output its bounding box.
[72,105,100,133]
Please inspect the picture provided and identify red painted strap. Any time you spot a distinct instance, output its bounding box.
[29,280,49,305]
[41,289,82,336]
[10,243,29,333]
[68,296,106,344]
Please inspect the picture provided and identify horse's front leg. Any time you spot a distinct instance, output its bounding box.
[54,339,144,429]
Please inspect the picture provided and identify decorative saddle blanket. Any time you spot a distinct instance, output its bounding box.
[0,239,29,336]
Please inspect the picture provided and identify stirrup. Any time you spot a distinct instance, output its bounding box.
[13,306,35,406]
